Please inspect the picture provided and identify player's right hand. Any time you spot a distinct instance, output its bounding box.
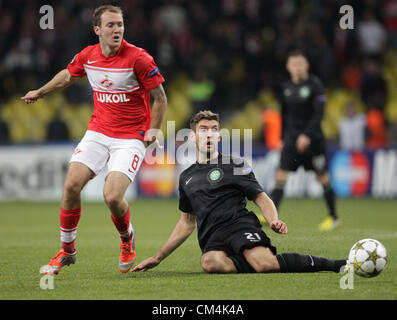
[21,90,42,104]
[270,220,288,234]
[132,255,162,272]
[296,134,311,153]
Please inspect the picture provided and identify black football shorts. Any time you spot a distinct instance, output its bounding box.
[279,139,327,174]
[202,214,277,256]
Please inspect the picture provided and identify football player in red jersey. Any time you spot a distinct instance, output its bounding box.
[21,5,167,274]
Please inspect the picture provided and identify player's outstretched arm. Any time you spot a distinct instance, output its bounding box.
[254,192,288,234]
[21,69,79,104]
[132,211,196,272]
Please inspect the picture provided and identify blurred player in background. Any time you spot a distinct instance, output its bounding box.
[21,5,167,274]
[132,110,346,275]
[269,49,339,231]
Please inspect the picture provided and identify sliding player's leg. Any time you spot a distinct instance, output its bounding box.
[276,252,346,273]
[243,246,346,273]
[200,251,238,273]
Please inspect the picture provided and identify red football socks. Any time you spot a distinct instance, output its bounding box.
[111,207,133,242]
[60,207,81,253]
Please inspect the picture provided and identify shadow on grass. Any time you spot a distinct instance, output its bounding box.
[128,271,241,279]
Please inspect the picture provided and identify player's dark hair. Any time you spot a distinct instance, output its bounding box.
[287,48,307,59]
[92,5,123,27]
[190,110,220,131]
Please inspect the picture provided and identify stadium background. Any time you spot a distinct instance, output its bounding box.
[0,0,397,200]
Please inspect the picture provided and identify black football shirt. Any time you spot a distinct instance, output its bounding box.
[280,74,327,143]
[178,153,264,250]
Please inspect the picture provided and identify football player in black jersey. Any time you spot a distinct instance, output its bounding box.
[270,49,340,231]
[133,110,346,274]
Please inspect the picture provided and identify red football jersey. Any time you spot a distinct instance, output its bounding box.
[67,39,165,139]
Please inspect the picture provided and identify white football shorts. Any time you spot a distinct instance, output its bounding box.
[70,130,146,182]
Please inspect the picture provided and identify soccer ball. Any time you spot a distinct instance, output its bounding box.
[348,238,387,278]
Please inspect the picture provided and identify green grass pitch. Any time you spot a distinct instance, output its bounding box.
[0,198,396,300]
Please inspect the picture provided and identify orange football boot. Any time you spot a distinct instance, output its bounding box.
[118,230,136,273]
[40,249,76,275]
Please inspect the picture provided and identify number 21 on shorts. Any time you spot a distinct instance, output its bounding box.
[245,232,261,242]
[128,154,140,173]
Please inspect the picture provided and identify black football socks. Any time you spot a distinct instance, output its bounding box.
[229,253,346,274]
[276,252,346,273]
[272,181,338,220]
[323,183,337,219]
[270,180,285,209]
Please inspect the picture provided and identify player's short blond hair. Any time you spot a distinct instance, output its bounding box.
[92,5,123,27]
[190,110,220,131]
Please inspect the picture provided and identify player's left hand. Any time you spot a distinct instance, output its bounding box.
[270,220,288,234]
[296,134,310,153]
[132,255,162,272]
